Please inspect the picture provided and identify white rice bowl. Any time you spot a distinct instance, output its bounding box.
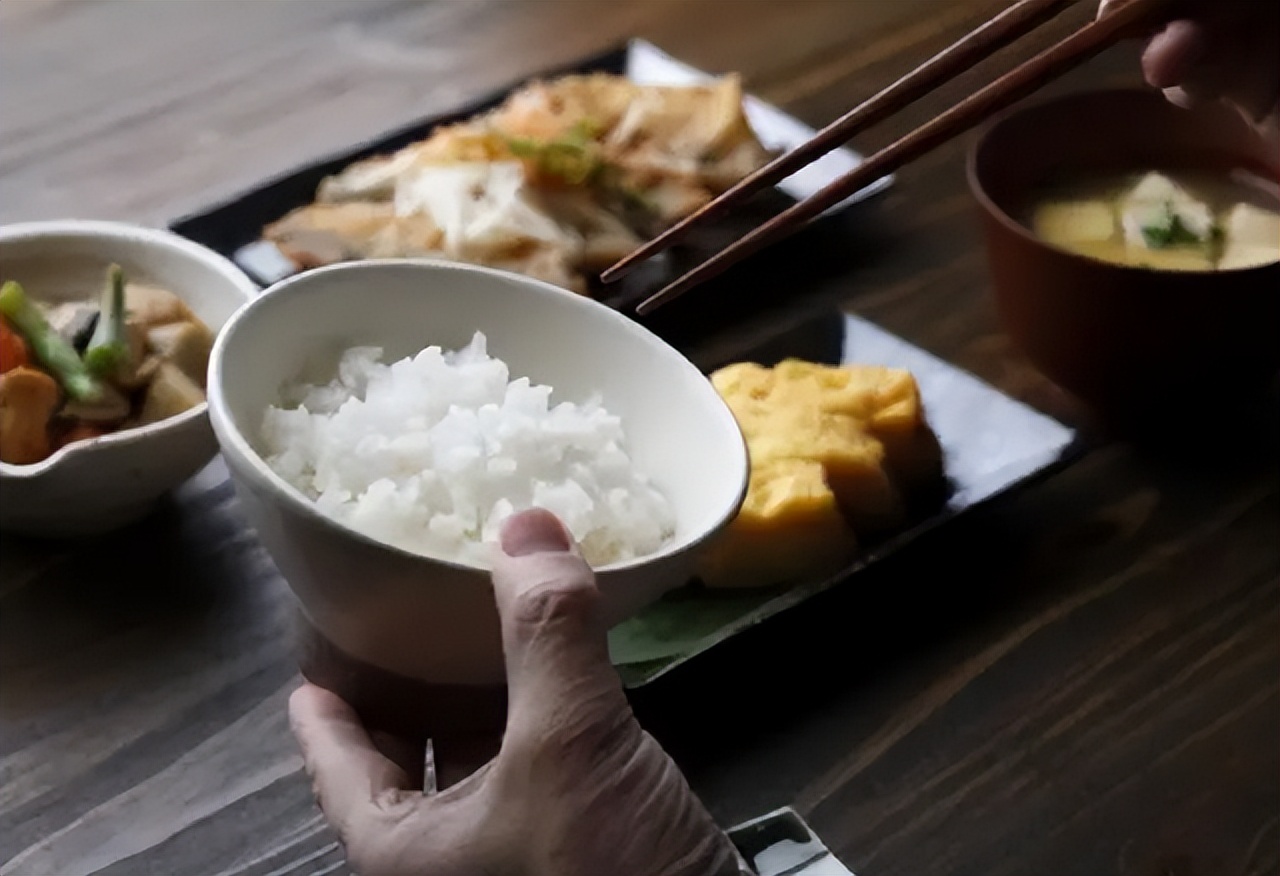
[260,332,675,567]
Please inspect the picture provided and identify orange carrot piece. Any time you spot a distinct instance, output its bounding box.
[0,318,30,374]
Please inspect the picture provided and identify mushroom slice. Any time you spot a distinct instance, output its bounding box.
[61,382,131,424]
[45,302,100,352]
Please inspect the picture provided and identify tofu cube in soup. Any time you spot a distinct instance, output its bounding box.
[1120,171,1216,249]
[1032,201,1117,246]
[1219,203,1280,270]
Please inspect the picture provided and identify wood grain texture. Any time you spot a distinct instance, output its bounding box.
[2,2,1277,875]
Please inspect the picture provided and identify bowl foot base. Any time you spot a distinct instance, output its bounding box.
[294,613,507,789]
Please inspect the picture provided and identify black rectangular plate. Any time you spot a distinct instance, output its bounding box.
[607,311,1083,686]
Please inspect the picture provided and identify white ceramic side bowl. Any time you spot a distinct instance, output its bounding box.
[208,260,749,686]
[0,221,257,536]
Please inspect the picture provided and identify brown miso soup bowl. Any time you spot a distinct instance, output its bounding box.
[968,89,1280,429]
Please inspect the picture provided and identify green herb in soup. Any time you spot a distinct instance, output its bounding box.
[1029,169,1280,272]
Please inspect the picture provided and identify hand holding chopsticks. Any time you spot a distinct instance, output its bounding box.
[604,0,1176,315]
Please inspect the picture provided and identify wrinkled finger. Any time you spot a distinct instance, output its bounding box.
[289,684,413,841]
[491,510,628,735]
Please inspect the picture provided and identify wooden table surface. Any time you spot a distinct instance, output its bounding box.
[2,2,1277,875]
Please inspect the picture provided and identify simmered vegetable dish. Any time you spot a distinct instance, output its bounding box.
[0,266,212,465]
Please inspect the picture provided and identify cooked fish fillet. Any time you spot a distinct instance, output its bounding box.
[603,76,772,190]
[394,160,583,262]
[531,188,642,269]
[315,151,421,204]
[491,73,638,142]
[486,245,587,294]
[263,202,444,267]
[615,174,714,227]
[317,122,512,203]
[261,72,775,289]
[263,198,588,292]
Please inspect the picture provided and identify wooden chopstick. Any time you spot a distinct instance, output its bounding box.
[601,0,1077,285]
[631,0,1174,315]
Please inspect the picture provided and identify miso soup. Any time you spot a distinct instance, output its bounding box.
[1028,168,1280,271]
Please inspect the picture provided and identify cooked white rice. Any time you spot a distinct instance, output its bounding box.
[261,332,675,567]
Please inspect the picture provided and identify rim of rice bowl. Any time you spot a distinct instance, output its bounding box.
[208,260,749,574]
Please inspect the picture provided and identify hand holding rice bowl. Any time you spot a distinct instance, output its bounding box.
[207,260,748,685]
